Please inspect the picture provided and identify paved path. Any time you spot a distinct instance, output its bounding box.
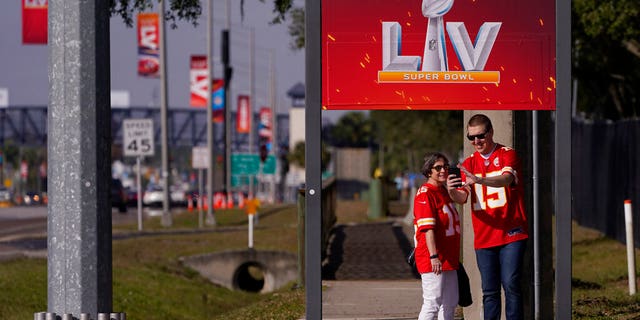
[321,218,427,319]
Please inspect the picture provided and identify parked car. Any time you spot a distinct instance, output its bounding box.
[0,187,12,206]
[142,185,187,207]
[111,178,127,213]
[124,186,139,207]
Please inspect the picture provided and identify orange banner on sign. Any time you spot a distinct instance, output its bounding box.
[22,0,48,44]
[378,71,500,84]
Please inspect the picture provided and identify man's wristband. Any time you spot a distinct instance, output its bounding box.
[429,253,438,259]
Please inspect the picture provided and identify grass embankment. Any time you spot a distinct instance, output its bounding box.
[0,204,304,319]
[572,221,640,319]
[5,201,640,319]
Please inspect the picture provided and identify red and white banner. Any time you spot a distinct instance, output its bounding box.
[258,107,272,139]
[236,95,251,133]
[22,0,48,44]
[322,0,556,110]
[20,161,28,180]
[190,55,208,107]
[137,13,160,78]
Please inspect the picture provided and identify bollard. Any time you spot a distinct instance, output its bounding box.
[625,199,637,295]
[368,179,383,219]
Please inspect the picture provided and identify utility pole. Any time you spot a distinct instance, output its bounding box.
[159,0,172,227]
[248,27,255,197]
[223,0,233,197]
[205,0,216,226]
[269,49,277,203]
[45,0,112,316]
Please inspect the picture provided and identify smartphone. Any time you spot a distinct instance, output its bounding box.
[448,167,462,187]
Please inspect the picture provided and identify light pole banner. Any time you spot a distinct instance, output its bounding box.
[137,12,160,78]
[258,107,273,139]
[237,95,251,133]
[322,0,556,110]
[212,79,225,123]
[22,0,48,44]
[190,55,208,107]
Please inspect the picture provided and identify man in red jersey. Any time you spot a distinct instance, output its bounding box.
[447,114,528,320]
[413,152,461,320]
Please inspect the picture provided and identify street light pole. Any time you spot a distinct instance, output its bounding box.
[159,0,172,227]
[205,0,216,226]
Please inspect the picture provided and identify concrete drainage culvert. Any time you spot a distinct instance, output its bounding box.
[180,249,297,293]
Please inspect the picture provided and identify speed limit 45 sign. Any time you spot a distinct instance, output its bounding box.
[123,119,155,157]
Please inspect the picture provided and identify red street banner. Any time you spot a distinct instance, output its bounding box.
[22,0,48,44]
[322,0,556,110]
[258,107,272,139]
[212,79,225,123]
[190,55,208,107]
[236,95,251,133]
[137,13,160,78]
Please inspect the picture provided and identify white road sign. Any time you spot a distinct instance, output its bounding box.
[123,118,155,157]
[192,146,209,169]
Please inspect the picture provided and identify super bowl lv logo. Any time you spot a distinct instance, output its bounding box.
[379,0,501,84]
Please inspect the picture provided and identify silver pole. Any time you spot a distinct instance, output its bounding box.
[555,0,572,317]
[249,27,255,198]
[47,0,112,314]
[199,168,204,228]
[158,0,172,227]
[224,0,232,200]
[205,0,216,226]
[532,110,540,319]
[137,156,143,231]
[269,49,277,203]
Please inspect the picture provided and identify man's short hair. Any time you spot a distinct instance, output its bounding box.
[467,114,493,132]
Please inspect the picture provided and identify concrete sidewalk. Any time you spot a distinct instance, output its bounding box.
[322,279,422,320]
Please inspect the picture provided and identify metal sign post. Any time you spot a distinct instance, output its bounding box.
[123,118,155,232]
[192,146,210,228]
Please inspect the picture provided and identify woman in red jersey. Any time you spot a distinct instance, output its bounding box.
[413,152,461,320]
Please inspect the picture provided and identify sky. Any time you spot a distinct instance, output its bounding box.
[0,0,341,121]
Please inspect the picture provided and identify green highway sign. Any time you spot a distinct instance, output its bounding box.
[231,153,276,175]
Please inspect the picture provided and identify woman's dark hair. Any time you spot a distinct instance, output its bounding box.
[421,152,449,177]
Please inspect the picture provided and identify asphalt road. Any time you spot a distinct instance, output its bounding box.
[0,205,182,259]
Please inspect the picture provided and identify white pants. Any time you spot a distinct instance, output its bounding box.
[418,270,458,320]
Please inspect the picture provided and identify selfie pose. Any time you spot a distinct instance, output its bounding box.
[448,114,529,320]
[413,152,461,320]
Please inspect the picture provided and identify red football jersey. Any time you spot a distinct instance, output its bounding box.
[413,183,461,274]
[461,144,529,249]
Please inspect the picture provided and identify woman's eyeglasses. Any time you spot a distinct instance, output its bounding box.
[466,131,487,141]
[432,165,450,172]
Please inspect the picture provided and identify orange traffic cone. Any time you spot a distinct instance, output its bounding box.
[187,195,193,212]
[203,195,208,210]
[227,193,234,209]
[237,192,245,209]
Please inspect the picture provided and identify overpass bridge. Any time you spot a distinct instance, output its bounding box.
[0,106,290,152]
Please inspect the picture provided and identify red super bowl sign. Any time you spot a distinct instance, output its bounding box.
[321,0,556,110]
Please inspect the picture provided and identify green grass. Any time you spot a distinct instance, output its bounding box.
[6,202,640,319]
[572,221,640,319]
[0,204,304,320]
